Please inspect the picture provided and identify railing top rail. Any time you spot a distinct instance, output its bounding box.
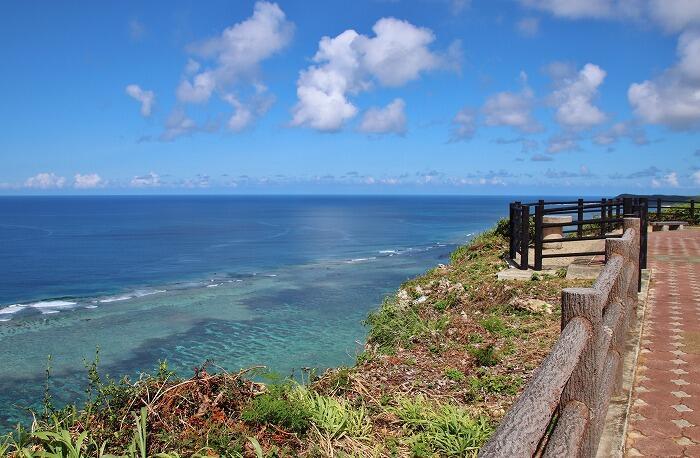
[519,199,612,206]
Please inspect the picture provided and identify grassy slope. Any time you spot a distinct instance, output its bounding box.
[1,222,592,458]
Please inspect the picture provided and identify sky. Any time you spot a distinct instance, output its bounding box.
[1,0,699,195]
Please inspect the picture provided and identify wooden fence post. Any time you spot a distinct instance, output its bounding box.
[577,198,584,237]
[509,203,516,260]
[535,201,544,270]
[600,199,606,236]
[691,200,695,223]
[521,205,530,270]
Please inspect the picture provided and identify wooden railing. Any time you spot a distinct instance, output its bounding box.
[647,197,698,225]
[509,198,648,287]
[480,217,640,457]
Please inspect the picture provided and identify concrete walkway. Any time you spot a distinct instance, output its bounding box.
[626,229,700,457]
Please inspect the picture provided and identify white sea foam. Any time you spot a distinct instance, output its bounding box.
[0,318,11,322]
[379,250,397,254]
[29,300,76,309]
[85,305,98,309]
[133,289,166,297]
[346,257,377,263]
[99,295,132,303]
[206,284,220,288]
[41,310,60,314]
[265,274,277,277]
[0,304,26,315]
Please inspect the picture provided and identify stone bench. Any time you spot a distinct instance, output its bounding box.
[650,221,688,231]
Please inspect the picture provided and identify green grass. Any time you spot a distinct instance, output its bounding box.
[241,383,312,434]
[306,391,372,439]
[465,374,523,401]
[391,396,493,457]
[468,344,500,367]
[364,297,449,354]
[444,367,466,382]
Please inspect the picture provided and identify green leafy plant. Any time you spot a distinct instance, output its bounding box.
[241,384,311,434]
[391,396,492,457]
[469,344,500,367]
[444,368,465,382]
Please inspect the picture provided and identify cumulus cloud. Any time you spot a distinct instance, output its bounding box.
[482,73,541,133]
[178,2,293,103]
[291,17,457,132]
[160,109,197,141]
[74,173,103,189]
[358,98,407,135]
[517,17,540,36]
[550,63,607,130]
[450,107,477,141]
[222,84,275,132]
[593,121,649,146]
[629,30,700,130]
[692,169,700,184]
[25,173,66,189]
[125,84,155,117]
[518,0,700,32]
[130,172,160,187]
[651,171,679,188]
[164,2,293,135]
[647,0,700,32]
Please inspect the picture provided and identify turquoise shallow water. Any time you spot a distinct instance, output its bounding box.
[0,196,509,429]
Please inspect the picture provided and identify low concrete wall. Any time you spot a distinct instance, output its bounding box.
[479,218,641,458]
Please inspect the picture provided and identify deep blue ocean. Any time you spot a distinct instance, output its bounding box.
[0,195,510,429]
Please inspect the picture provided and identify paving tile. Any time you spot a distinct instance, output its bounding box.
[626,230,700,456]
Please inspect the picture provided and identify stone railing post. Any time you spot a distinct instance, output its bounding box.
[559,286,604,457]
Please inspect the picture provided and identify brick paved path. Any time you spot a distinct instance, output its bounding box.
[626,229,700,457]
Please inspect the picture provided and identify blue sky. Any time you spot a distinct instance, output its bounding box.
[1,0,699,195]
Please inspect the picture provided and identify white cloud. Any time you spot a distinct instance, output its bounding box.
[482,73,541,133]
[358,98,407,135]
[547,133,580,153]
[450,107,477,141]
[222,84,275,132]
[177,1,292,105]
[74,173,103,189]
[160,109,197,141]
[648,0,700,32]
[25,173,66,189]
[593,121,648,145]
[550,63,607,130]
[517,17,540,36]
[176,71,216,104]
[519,0,700,32]
[692,169,700,185]
[651,171,679,188]
[518,0,638,19]
[629,30,700,130]
[125,84,155,117]
[166,2,293,136]
[291,17,456,132]
[130,172,160,187]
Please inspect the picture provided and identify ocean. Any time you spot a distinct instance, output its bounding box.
[0,195,509,429]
